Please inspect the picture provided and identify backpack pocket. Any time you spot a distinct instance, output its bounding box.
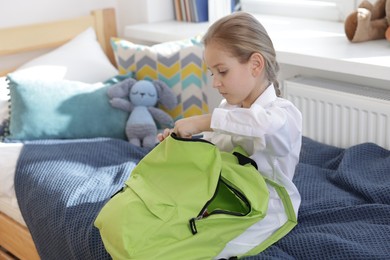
[126,175,176,222]
[189,176,253,234]
[189,150,269,236]
[205,177,251,217]
[94,176,177,259]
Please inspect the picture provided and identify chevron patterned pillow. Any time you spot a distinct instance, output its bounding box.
[111,37,209,121]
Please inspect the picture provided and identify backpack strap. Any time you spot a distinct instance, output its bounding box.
[240,178,298,257]
[232,152,258,170]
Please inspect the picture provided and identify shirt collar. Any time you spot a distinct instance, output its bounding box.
[220,84,277,109]
[254,83,277,107]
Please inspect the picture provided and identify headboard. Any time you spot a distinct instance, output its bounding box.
[0,8,117,76]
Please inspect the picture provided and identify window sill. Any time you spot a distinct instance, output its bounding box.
[124,14,390,82]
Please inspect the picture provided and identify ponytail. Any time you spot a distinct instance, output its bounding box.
[273,80,281,97]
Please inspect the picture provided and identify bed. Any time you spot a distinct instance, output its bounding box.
[1,7,390,260]
[0,8,118,259]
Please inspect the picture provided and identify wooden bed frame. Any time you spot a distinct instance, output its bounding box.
[0,8,118,259]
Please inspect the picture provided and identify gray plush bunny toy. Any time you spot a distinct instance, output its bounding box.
[107,78,177,148]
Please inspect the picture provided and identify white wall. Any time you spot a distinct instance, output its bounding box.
[116,0,174,36]
[2,0,387,112]
[0,0,117,28]
[0,0,174,35]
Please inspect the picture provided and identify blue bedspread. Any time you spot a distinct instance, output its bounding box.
[15,137,390,259]
[246,137,390,259]
[15,138,149,260]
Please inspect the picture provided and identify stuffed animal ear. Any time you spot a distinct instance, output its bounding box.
[344,10,359,41]
[344,0,388,42]
[107,78,137,99]
[153,80,178,110]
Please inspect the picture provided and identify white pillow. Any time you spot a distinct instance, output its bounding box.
[15,27,118,83]
[1,28,118,133]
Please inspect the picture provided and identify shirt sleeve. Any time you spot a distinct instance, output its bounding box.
[211,102,286,137]
[210,101,302,157]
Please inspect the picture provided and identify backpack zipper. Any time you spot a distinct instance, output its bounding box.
[189,176,251,235]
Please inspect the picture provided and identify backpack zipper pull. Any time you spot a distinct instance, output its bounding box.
[189,217,198,234]
[189,209,209,234]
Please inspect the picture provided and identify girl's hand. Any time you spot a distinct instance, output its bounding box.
[156,114,212,142]
[157,128,173,142]
[173,115,208,139]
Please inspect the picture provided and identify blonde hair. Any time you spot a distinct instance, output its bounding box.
[202,11,281,96]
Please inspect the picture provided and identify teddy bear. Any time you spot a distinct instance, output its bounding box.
[344,0,389,43]
[107,78,177,148]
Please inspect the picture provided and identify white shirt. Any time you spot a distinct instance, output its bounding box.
[204,84,302,258]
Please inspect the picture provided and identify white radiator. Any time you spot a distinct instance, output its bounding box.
[283,76,390,150]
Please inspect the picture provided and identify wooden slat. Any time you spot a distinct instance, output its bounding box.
[0,213,39,260]
[0,16,94,56]
[0,247,17,260]
[0,68,14,77]
[92,8,118,66]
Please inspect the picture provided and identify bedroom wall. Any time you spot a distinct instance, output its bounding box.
[1,0,388,112]
[0,0,117,28]
[0,0,173,34]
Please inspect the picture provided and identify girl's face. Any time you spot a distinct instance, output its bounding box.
[204,41,265,108]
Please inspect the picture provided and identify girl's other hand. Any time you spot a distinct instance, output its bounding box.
[174,114,212,139]
[157,114,212,142]
[157,128,173,142]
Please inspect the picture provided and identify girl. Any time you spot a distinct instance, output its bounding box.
[158,11,302,258]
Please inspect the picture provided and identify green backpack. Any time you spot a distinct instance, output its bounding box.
[95,134,296,259]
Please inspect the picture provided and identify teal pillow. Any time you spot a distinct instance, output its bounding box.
[6,73,133,140]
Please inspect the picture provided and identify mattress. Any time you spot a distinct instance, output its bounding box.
[0,142,25,225]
